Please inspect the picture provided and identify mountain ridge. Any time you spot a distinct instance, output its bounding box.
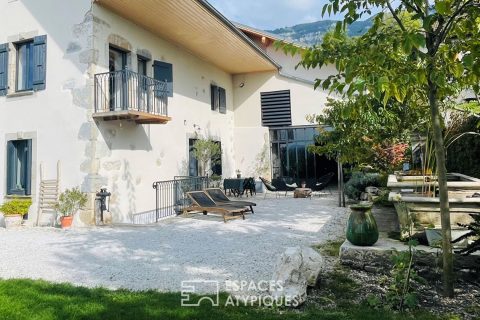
[267,19,372,46]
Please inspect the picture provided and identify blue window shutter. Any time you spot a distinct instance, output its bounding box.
[218,87,226,114]
[0,43,8,96]
[32,35,47,91]
[6,141,15,195]
[153,60,173,97]
[25,140,32,195]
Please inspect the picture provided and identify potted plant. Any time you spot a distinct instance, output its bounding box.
[0,198,32,228]
[192,138,221,177]
[54,187,87,228]
[210,174,222,188]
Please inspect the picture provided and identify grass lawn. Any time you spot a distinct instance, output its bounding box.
[0,279,453,320]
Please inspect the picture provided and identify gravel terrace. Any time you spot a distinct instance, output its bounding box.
[0,195,348,293]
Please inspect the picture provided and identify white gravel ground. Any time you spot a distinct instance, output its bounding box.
[0,195,348,293]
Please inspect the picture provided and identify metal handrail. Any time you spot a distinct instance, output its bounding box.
[152,176,210,222]
[94,69,168,116]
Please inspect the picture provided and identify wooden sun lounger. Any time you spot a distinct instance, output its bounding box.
[205,188,256,213]
[185,191,247,223]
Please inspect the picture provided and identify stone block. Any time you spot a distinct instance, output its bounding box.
[271,246,325,307]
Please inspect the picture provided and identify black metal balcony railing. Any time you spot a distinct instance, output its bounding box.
[152,176,210,222]
[94,69,168,117]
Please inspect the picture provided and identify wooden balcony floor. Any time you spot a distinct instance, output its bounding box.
[93,110,171,124]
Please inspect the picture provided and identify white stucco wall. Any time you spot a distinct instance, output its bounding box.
[246,35,337,82]
[0,1,241,225]
[234,127,270,179]
[0,1,336,225]
[91,6,237,223]
[0,0,93,224]
[232,71,330,179]
[265,46,338,82]
[233,71,329,128]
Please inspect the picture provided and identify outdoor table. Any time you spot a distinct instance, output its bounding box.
[223,178,245,197]
[294,188,312,199]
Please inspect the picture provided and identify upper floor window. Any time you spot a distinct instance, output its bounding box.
[137,56,147,76]
[109,46,127,72]
[0,35,47,97]
[210,84,226,114]
[16,41,34,91]
[153,60,173,97]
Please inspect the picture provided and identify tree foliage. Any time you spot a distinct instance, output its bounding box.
[310,94,427,171]
[279,0,480,297]
[192,138,221,176]
[446,113,480,177]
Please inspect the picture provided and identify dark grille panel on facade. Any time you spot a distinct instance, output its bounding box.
[261,90,292,127]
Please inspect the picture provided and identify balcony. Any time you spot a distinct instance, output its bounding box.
[94,70,171,124]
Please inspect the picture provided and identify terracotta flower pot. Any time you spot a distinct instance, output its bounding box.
[60,216,73,228]
[346,203,379,246]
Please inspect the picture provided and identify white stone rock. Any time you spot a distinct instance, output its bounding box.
[270,246,324,307]
[301,247,325,286]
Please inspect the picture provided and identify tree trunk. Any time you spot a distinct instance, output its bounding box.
[428,74,454,298]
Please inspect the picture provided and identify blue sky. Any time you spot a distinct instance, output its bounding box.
[208,0,344,30]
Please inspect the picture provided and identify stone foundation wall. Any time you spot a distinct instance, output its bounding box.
[339,239,480,279]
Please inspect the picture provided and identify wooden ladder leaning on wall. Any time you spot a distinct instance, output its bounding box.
[36,161,61,227]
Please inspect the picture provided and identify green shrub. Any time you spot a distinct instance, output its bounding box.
[54,188,88,217]
[0,198,32,216]
[344,172,381,200]
[373,188,394,207]
[446,115,480,178]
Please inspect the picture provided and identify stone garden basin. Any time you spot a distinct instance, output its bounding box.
[387,173,480,238]
[388,172,480,197]
[389,191,479,232]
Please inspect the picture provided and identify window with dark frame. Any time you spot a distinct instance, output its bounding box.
[137,56,147,76]
[269,126,337,184]
[189,139,199,177]
[0,35,46,96]
[6,139,32,196]
[211,141,222,176]
[210,84,226,114]
[189,138,222,177]
[109,46,127,72]
[137,55,148,92]
[153,60,173,97]
[16,40,34,91]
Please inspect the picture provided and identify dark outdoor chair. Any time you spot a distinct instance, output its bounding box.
[260,177,280,199]
[186,191,247,223]
[283,177,298,197]
[242,177,256,197]
[205,188,256,213]
[313,172,335,195]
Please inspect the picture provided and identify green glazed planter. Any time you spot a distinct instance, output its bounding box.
[346,203,379,246]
